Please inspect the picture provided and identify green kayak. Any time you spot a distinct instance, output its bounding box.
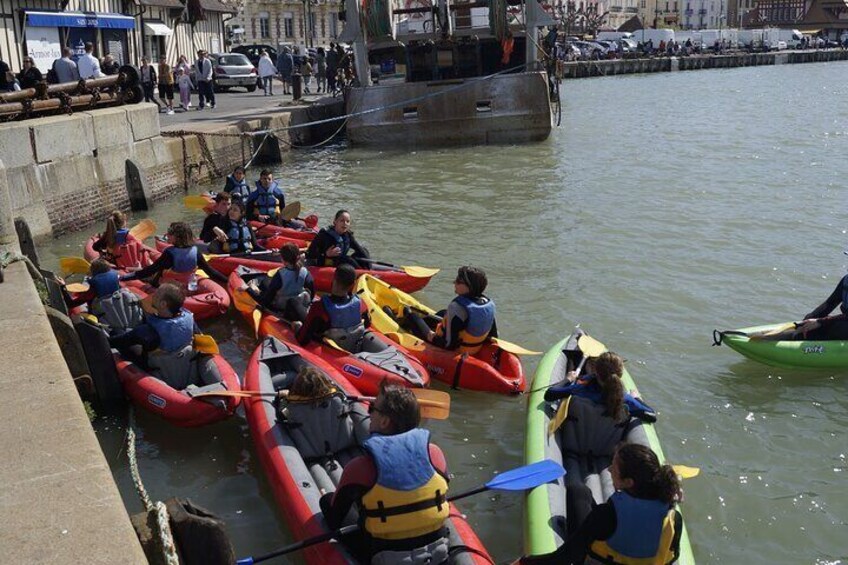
[524,331,696,564]
[715,323,848,369]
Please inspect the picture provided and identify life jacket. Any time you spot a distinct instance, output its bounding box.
[587,492,677,565]
[89,270,120,298]
[321,294,365,350]
[253,181,284,217]
[226,176,250,200]
[271,266,310,313]
[161,246,198,285]
[105,230,145,270]
[361,429,450,541]
[115,228,129,245]
[321,227,350,265]
[436,295,495,354]
[146,309,195,353]
[91,288,144,334]
[226,220,253,254]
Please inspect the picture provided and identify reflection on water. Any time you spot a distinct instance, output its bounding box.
[39,61,848,563]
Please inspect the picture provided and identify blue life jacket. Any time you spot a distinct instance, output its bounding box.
[226,176,250,200]
[841,274,848,314]
[115,228,129,246]
[168,246,198,273]
[226,220,253,253]
[454,295,495,344]
[594,492,674,561]
[146,309,195,353]
[323,227,351,259]
[278,266,308,297]
[252,180,285,217]
[90,270,120,298]
[322,294,362,328]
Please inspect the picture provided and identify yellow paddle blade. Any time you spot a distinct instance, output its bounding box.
[384,331,426,351]
[748,322,797,340]
[253,309,262,338]
[401,266,440,279]
[232,285,258,315]
[65,282,90,293]
[547,396,571,436]
[183,195,210,209]
[193,334,220,355]
[491,338,541,356]
[281,201,302,221]
[60,256,91,275]
[129,219,156,241]
[672,465,700,479]
[412,389,450,412]
[578,333,608,358]
[322,337,348,352]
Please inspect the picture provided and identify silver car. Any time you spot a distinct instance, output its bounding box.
[211,52,258,92]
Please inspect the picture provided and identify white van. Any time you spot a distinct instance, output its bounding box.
[596,31,633,42]
[629,29,675,46]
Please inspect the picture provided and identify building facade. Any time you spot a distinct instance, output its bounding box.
[229,0,343,51]
[0,0,232,73]
[604,0,641,30]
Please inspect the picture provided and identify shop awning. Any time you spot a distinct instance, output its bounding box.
[144,22,173,36]
[26,11,136,30]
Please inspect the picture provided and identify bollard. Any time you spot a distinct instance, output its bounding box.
[292,72,302,100]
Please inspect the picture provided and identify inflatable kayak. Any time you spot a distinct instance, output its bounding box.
[524,331,696,564]
[244,336,492,565]
[228,268,430,396]
[115,351,241,427]
[195,191,319,242]
[156,237,439,293]
[356,274,526,394]
[83,234,154,270]
[713,323,848,369]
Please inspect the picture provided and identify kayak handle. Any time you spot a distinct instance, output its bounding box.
[712,330,723,347]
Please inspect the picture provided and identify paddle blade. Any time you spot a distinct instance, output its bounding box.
[65,282,90,293]
[232,284,258,315]
[193,334,220,355]
[129,219,156,241]
[281,201,302,221]
[673,465,700,479]
[547,396,571,436]
[401,266,440,279]
[412,389,450,420]
[492,338,541,356]
[384,331,426,352]
[60,256,90,275]
[578,333,608,358]
[253,309,262,338]
[322,337,348,352]
[184,195,211,209]
[485,459,566,492]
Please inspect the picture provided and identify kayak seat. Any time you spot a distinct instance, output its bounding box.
[355,345,426,386]
[258,337,306,392]
[149,345,197,390]
[283,393,366,462]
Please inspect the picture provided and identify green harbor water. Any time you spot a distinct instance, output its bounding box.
[40,61,848,563]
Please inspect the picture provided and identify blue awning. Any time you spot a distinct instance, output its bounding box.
[26,11,136,30]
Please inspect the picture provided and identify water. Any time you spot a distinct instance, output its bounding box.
[40,61,848,563]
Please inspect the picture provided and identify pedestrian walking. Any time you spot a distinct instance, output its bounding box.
[326,42,338,93]
[140,57,162,110]
[195,50,215,110]
[77,42,104,79]
[175,55,192,109]
[316,47,327,93]
[276,47,293,95]
[51,47,80,83]
[258,50,277,95]
[157,55,175,114]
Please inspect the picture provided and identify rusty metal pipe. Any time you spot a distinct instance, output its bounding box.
[0,90,121,116]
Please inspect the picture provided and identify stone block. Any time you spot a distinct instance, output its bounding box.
[126,103,161,141]
[0,164,17,253]
[30,114,95,164]
[82,106,132,149]
[94,144,134,183]
[39,156,98,197]
[0,121,34,168]
[131,138,157,170]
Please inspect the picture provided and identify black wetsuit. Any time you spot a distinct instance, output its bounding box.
[305,227,371,269]
[802,274,848,340]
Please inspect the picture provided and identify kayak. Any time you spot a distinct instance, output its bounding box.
[85,236,231,320]
[228,268,430,395]
[196,191,318,242]
[115,348,241,427]
[83,234,154,270]
[155,237,440,294]
[713,323,848,369]
[356,274,526,394]
[524,331,696,564]
[244,336,492,565]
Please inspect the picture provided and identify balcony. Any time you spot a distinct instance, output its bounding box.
[684,8,693,14]
[698,8,707,13]
[625,6,639,11]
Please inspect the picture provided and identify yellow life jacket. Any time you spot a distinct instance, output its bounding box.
[435,295,496,354]
[587,492,677,565]
[360,429,450,540]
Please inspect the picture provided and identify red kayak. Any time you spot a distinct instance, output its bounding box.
[116,351,241,427]
[228,269,430,396]
[244,336,492,565]
[197,191,318,242]
[85,236,230,321]
[155,237,439,294]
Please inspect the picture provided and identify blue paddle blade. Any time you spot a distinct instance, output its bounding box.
[485,459,565,491]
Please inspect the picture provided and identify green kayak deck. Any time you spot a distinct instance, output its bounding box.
[524,334,696,564]
[718,323,848,369]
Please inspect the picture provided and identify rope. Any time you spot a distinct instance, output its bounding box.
[243,132,273,169]
[126,406,181,565]
[0,250,45,283]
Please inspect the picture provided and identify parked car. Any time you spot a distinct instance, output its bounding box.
[211,52,258,92]
[232,44,278,67]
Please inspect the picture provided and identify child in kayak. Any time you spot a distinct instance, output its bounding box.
[214,200,261,254]
[249,242,314,326]
[297,263,370,351]
[199,192,231,251]
[519,443,683,565]
[91,211,148,270]
[545,352,657,422]
[121,221,226,286]
[245,169,288,225]
[223,166,250,201]
[305,209,371,269]
[404,266,497,353]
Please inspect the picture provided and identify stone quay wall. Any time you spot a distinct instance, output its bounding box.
[560,49,848,79]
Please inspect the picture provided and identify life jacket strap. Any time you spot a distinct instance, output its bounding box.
[363,490,447,523]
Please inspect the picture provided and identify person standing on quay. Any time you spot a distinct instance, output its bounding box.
[140,57,161,109]
[195,50,215,110]
[276,47,293,95]
[175,55,192,109]
[326,42,338,93]
[77,42,104,79]
[158,55,175,114]
[316,47,327,93]
[258,50,277,95]
[52,47,80,83]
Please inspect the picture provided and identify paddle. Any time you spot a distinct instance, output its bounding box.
[183,194,211,210]
[60,256,91,275]
[129,219,156,241]
[193,334,220,355]
[527,331,609,395]
[235,459,566,565]
[66,282,91,293]
[673,465,700,479]
[281,201,302,222]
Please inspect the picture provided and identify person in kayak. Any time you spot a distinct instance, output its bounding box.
[297,263,370,350]
[214,200,261,254]
[305,209,371,269]
[760,269,848,341]
[91,211,148,270]
[519,443,683,565]
[245,169,287,225]
[66,259,144,333]
[199,192,231,251]
[404,266,497,353]
[223,166,250,201]
[249,242,314,325]
[545,352,657,422]
[319,382,451,564]
[120,222,226,286]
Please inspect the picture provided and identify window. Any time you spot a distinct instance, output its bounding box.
[641,0,646,8]
[330,13,338,37]
[284,13,294,38]
[309,13,316,39]
[259,11,270,39]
